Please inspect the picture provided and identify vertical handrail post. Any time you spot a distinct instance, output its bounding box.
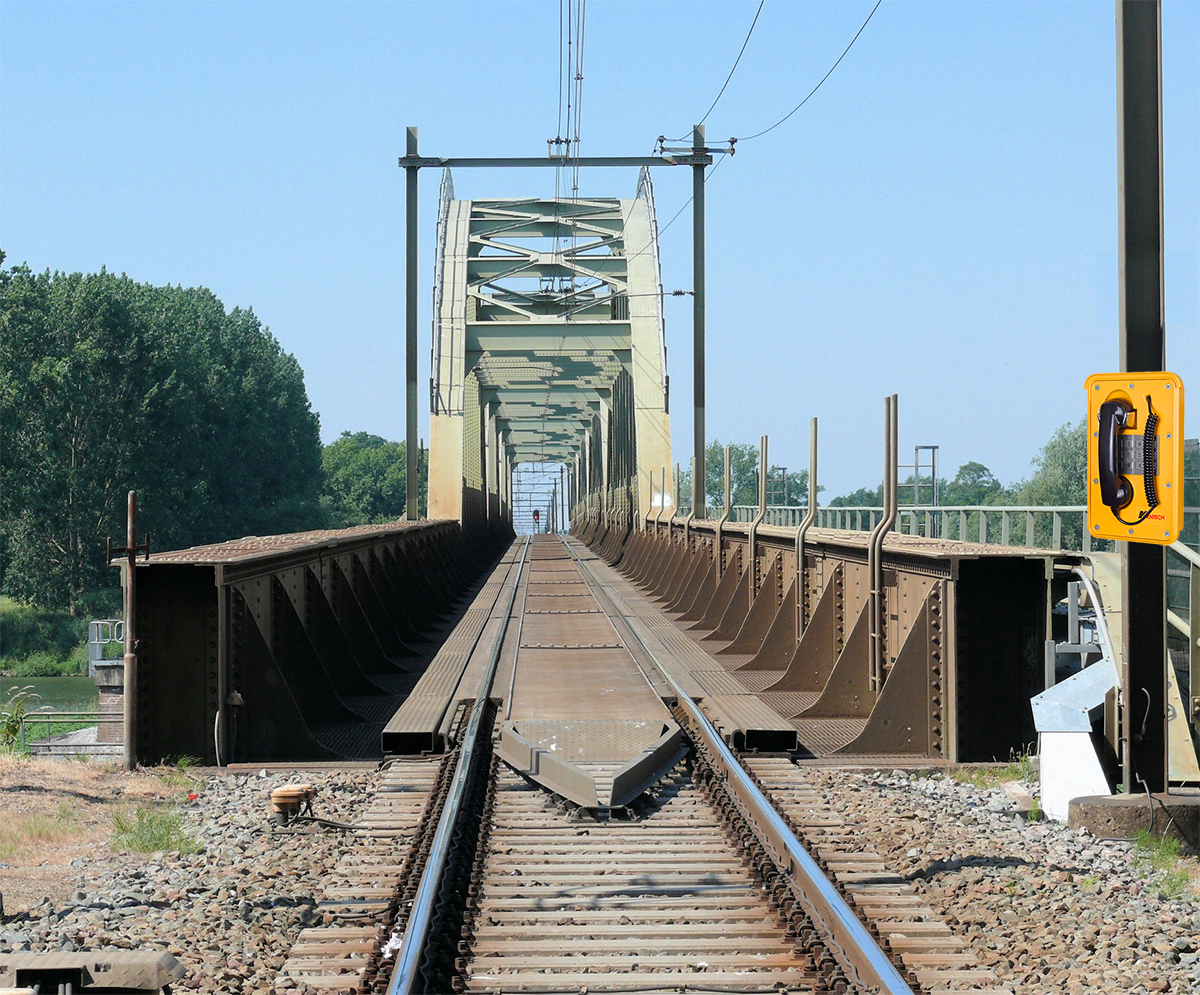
[714,444,732,577]
[868,397,898,695]
[748,436,768,599]
[106,491,150,770]
[796,418,819,635]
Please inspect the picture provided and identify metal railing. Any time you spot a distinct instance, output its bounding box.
[674,502,1198,654]
[19,710,122,754]
[712,504,1200,555]
[1167,543,1199,721]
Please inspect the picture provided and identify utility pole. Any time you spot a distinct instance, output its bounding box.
[107,491,149,771]
[692,124,707,521]
[405,127,420,520]
[1117,0,1167,793]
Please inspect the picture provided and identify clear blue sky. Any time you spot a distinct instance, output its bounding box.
[2,1,1197,499]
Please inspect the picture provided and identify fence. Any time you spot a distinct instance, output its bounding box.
[19,710,122,755]
[714,503,1200,554]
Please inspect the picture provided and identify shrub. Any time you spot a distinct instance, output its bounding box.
[0,598,84,659]
[64,643,90,673]
[0,685,40,748]
[11,651,75,677]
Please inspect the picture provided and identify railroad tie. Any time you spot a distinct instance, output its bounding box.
[744,756,1014,994]
[273,759,443,992]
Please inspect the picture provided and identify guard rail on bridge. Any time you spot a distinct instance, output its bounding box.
[713,503,1199,554]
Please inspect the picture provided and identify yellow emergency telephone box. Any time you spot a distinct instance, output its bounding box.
[1085,372,1184,545]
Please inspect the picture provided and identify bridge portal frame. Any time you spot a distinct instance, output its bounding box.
[400,130,730,534]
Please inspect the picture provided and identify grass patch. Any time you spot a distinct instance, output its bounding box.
[156,755,202,789]
[1134,830,1195,900]
[0,802,87,858]
[111,806,201,855]
[950,749,1037,788]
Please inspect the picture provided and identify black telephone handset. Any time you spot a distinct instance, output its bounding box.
[1097,394,1159,525]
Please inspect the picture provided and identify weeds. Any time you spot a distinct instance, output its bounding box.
[950,748,1037,788]
[156,755,202,788]
[1133,830,1194,900]
[0,801,87,858]
[110,806,201,855]
[0,685,40,749]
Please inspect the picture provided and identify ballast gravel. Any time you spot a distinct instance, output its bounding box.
[0,766,376,994]
[799,766,1200,995]
[4,761,1198,994]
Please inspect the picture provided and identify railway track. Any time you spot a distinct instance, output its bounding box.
[276,535,1002,994]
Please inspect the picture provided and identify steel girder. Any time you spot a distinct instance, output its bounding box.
[429,168,672,525]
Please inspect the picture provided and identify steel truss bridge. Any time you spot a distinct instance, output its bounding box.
[85,14,1200,990]
[427,168,671,532]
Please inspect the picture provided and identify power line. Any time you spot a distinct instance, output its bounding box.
[735,0,882,143]
[697,0,765,128]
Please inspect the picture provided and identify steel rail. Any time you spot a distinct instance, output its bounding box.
[385,537,531,995]
[563,537,915,995]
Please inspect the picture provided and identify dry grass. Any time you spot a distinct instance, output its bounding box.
[0,803,86,858]
[0,753,182,913]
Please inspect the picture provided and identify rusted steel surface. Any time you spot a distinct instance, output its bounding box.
[143,521,442,565]
[382,543,524,754]
[373,536,934,993]
[127,519,508,765]
[581,511,1057,763]
[500,537,684,808]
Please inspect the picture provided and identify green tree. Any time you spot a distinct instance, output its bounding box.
[0,261,323,612]
[703,440,763,508]
[1011,420,1087,506]
[830,485,884,508]
[941,461,1008,506]
[321,431,428,527]
[1004,419,1088,548]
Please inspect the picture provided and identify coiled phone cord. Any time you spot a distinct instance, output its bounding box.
[1114,395,1159,526]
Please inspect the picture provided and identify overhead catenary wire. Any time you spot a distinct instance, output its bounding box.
[540,0,587,463]
[696,0,765,129]
[735,0,882,143]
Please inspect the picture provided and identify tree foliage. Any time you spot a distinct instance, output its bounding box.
[829,485,884,508]
[1009,419,1087,506]
[941,461,1007,506]
[675,440,813,510]
[0,258,323,612]
[321,431,427,527]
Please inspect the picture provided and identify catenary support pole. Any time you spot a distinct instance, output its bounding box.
[1117,0,1167,793]
[405,126,420,520]
[692,124,706,521]
[123,492,139,771]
